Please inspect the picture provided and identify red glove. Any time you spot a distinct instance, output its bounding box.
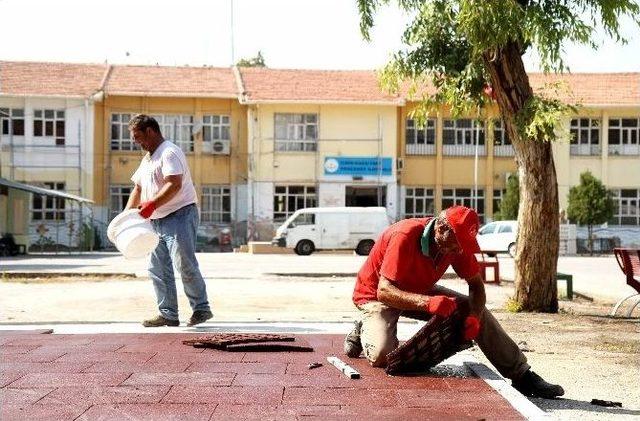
[425,296,457,317]
[138,200,157,219]
[464,315,481,341]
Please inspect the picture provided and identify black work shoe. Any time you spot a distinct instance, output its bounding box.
[512,370,565,399]
[142,315,180,327]
[187,310,213,327]
[343,320,363,358]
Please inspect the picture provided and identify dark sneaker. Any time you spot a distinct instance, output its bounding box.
[343,320,363,358]
[512,370,565,399]
[142,315,179,327]
[187,310,213,327]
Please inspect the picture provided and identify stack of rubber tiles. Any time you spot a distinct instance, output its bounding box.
[386,300,472,375]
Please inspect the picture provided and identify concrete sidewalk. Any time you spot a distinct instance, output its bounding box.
[1,252,634,303]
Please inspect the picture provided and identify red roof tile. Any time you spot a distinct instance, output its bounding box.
[105,65,237,98]
[1,60,638,106]
[403,73,640,106]
[528,72,640,106]
[0,61,107,98]
[238,68,402,104]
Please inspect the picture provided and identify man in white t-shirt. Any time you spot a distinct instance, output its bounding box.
[125,114,212,327]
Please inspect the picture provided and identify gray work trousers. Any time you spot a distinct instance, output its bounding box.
[357,285,530,380]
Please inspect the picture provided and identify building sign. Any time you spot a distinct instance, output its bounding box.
[324,156,392,176]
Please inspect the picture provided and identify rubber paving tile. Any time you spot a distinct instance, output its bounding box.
[37,385,171,405]
[0,331,524,420]
[0,387,54,404]
[75,404,218,421]
[0,361,94,373]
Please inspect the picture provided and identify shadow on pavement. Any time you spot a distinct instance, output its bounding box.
[534,397,640,417]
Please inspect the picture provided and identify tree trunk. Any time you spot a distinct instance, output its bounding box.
[483,42,559,312]
[587,225,593,256]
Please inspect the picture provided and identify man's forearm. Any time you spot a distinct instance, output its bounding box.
[125,186,141,210]
[151,181,181,208]
[377,277,428,311]
[467,274,486,317]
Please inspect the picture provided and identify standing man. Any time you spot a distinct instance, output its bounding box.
[125,114,213,327]
[344,206,564,399]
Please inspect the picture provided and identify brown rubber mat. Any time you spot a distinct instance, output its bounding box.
[182,333,313,352]
[224,341,314,352]
[385,300,472,375]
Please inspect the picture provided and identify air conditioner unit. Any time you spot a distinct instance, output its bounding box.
[210,140,230,155]
[396,157,404,172]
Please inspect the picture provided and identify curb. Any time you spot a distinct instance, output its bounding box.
[463,356,552,420]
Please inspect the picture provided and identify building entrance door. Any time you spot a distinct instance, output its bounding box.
[345,186,386,207]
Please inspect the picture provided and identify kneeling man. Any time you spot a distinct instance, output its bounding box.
[344,206,564,399]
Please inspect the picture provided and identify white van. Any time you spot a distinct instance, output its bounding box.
[272,207,390,256]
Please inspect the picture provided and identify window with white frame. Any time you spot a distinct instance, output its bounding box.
[608,118,640,155]
[274,113,318,152]
[493,189,505,217]
[203,115,230,141]
[201,185,231,223]
[34,109,65,146]
[110,113,139,150]
[109,185,133,220]
[406,118,436,155]
[404,187,435,218]
[570,118,600,156]
[443,119,485,155]
[611,189,639,225]
[442,188,485,222]
[32,182,65,221]
[0,108,25,136]
[152,114,194,153]
[493,120,513,156]
[273,185,317,221]
[202,115,230,154]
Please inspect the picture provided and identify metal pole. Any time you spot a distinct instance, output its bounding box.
[377,115,382,206]
[230,0,235,65]
[474,122,479,211]
[78,118,82,197]
[9,115,14,180]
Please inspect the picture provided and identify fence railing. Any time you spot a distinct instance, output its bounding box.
[443,144,487,156]
[405,144,436,155]
[494,145,514,157]
[609,144,640,156]
[571,144,601,156]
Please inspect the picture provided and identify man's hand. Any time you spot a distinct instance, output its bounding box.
[425,295,457,317]
[138,200,157,219]
[463,315,481,340]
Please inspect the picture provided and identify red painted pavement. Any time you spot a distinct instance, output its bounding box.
[0,331,523,420]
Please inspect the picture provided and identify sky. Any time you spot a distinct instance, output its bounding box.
[0,0,639,72]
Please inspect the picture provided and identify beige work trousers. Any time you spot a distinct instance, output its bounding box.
[357,285,530,380]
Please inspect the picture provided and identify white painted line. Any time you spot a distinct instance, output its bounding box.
[0,321,424,337]
[463,356,552,421]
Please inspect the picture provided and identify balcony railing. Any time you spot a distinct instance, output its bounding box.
[443,144,487,156]
[609,144,640,156]
[406,144,436,155]
[494,145,514,157]
[570,144,601,156]
[275,139,318,152]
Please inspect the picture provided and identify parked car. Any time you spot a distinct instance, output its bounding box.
[272,207,390,256]
[476,220,518,257]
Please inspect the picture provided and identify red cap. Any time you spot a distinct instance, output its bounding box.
[445,206,480,254]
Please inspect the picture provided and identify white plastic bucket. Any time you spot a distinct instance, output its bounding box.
[107,209,159,259]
